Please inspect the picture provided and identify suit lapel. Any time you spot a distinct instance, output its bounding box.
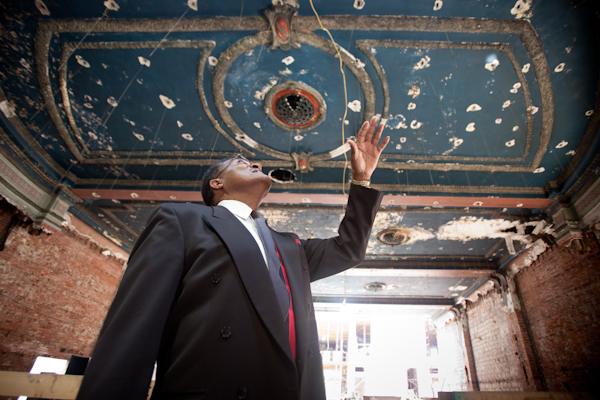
[202,207,294,363]
[273,232,309,382]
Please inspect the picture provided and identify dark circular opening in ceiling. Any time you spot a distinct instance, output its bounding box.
[377,228,411,246]
[364,282,387,292]
[268,168,297,184]
[265,81,326,132]
[275,94,315,126]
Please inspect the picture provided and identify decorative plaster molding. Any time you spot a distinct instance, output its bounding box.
[0,90,74,182]
[552,173,600,246]
[212,30,374,161]
[505,238,549,277]
[356,39,536,165]
[33,15,553,173]
[56,40,253,158]
[574,176,600,217]
[0,153,71,231]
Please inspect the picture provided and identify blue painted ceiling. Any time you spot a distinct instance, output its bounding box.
[0,0,598,308]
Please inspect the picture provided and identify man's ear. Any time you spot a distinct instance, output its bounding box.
[209,178,223,190]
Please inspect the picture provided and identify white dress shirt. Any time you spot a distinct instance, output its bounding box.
[217,199,268,268]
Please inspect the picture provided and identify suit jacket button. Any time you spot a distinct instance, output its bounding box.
[237,386,247,399]
[211,272,221,283]
[308,303,312,312]
[221,326,232,338]
[308,349,313,358]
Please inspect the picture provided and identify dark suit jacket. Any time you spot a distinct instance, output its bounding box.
[76,185,383,400]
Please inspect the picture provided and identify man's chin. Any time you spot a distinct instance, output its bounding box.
[258,175,272,196]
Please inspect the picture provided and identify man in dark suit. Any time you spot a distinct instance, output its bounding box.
[76,116,389,400]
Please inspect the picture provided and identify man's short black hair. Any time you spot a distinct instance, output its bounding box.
[201,157,233,206]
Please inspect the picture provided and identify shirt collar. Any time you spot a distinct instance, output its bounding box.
[217,199,253,220]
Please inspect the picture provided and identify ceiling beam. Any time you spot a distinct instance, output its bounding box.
[360,259,498,269]
[71,188,550,209]
[340,268,495,278]
[313,295,454,306]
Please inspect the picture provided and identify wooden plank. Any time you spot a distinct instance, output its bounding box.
[0,371,82,399]
[0,371,156,399]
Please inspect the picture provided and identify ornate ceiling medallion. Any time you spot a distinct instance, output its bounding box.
[264,5,299,51]
[265,81,326,133]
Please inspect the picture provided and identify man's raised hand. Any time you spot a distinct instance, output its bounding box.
[347,116,390,182]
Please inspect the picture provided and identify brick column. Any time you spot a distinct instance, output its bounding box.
[503,274,545,391]
[455,306,480,391]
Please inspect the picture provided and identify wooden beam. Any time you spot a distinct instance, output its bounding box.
[0,371,83,399]
[0,371,155,399]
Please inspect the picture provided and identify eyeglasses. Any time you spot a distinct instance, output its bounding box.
[215,154,251,179]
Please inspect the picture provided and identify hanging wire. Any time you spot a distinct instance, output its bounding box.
[149,9,190,58]
[100,66,144,128]
[27,9,110,123]
[144,108,167,166]
[174,141,189,171]
[101,8,191,129]
[22,9,112,198]
[308,0,350,196]
[192,128,221,194]
[444,32,458,69]
[43,6,194,201]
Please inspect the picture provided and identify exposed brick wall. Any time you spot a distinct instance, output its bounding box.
[0,212,125,372]
[466,291,522,391]
[437,319,468,392]
[515,245,600,393]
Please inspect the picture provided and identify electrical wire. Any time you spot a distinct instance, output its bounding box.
[308,0,350,196]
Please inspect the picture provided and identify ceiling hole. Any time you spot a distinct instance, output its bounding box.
[265,82,326,132]
[377,228,411,246]
[275,94,315,125]
[268,168,297,184]
[364,282,387,292]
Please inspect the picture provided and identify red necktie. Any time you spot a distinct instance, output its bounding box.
[252,212,296,360]
[276,246,296,361]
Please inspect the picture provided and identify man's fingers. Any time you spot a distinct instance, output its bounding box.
[364,116,377,143]
[377,136,390,153]
[348,139,357,158]
[357,121,369,143]
[371,121,385,144]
